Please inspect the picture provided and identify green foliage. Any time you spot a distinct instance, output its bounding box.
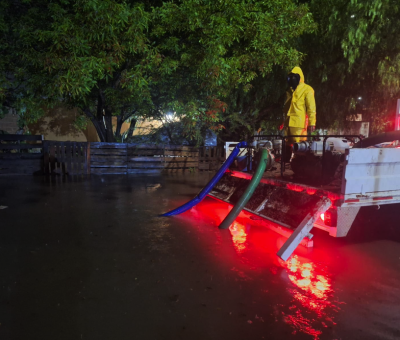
[1,0,316,143]
[3,0,400,141]
[155,0,316,93]
[152,0,316,142]
[299,0,400,134]
[73,113,89,131]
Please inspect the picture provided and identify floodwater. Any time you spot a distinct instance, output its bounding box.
[0,173,399,340]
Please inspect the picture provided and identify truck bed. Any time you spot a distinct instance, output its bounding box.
[261,162,342,193]
[229,163,342,209]
[230,147,400,208]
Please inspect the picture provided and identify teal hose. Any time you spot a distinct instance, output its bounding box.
[219,148,269,229]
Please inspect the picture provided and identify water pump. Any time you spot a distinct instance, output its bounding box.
[291,138,351,183]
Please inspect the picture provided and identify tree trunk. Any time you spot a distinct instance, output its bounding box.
[162,122,174,144]
[115,115,123,139]
[83,108,106,142]
[92,118,107,142]
[124,119,137,142]
[104,108,115,142]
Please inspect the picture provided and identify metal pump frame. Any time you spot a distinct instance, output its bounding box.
[251,134,363,180]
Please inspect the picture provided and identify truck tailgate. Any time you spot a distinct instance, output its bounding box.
[341,148,400,206]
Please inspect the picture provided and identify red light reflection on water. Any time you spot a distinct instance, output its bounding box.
[229,222,248,253]
[286,256,331,306]
[187,197,340,339]
[282,256,337,339]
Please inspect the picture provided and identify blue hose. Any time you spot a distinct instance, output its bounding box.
[161,141,248,216]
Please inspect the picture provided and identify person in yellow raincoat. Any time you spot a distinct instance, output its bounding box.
[282,66,316,145]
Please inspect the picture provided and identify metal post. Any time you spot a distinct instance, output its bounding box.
[247,145,253,172]
[277,198,331,261]
[281,136,285,177]
[321,136,328,183]
[320,135,362,180]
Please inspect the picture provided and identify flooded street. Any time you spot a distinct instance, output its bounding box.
[0,174,399,340]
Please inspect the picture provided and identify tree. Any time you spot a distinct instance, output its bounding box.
[1,0,316,143]
[299,0,400,134]
[21,0,161,142]
[153,0,316,141]
[0,0,49,126]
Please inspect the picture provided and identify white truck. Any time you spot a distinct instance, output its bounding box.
[209,133,400,260]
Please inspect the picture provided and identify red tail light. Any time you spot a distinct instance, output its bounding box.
[322,209,337,227]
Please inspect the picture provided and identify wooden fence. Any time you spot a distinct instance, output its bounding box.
[43,141,89,175]
[42,142,224,175]
[0,134,43,175]
[199,146,225,171]
[128,144,199,174]
[90,143,209,174]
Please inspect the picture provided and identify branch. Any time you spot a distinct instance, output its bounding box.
[97,90,105,120]
[83,107,96,121]
[112,61,130,89]
[122,108,137,122]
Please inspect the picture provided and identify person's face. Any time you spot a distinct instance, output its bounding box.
[287,73,300,90]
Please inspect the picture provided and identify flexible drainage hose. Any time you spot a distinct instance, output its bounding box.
[161,141,248,216]
[219,148,269,229]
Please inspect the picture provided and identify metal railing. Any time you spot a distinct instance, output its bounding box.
[251,134,364,180]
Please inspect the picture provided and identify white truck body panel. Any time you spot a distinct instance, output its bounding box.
[220,144,400,245]
[341,148,400,207]
[225,142,247,159]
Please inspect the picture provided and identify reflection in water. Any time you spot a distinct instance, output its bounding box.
[229,222,248,253]
[282,256,337,339]
[188,198,341,339]
[287,257,331,303]
[145,183,162,193]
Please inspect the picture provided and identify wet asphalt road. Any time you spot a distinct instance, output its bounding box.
[0,174,399,340]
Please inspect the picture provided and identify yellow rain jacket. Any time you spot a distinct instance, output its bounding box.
[283,66,316,128]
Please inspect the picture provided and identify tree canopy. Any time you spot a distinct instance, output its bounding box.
[301,0,400,134]
[2,0,399,142]
[0,0,315,142]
